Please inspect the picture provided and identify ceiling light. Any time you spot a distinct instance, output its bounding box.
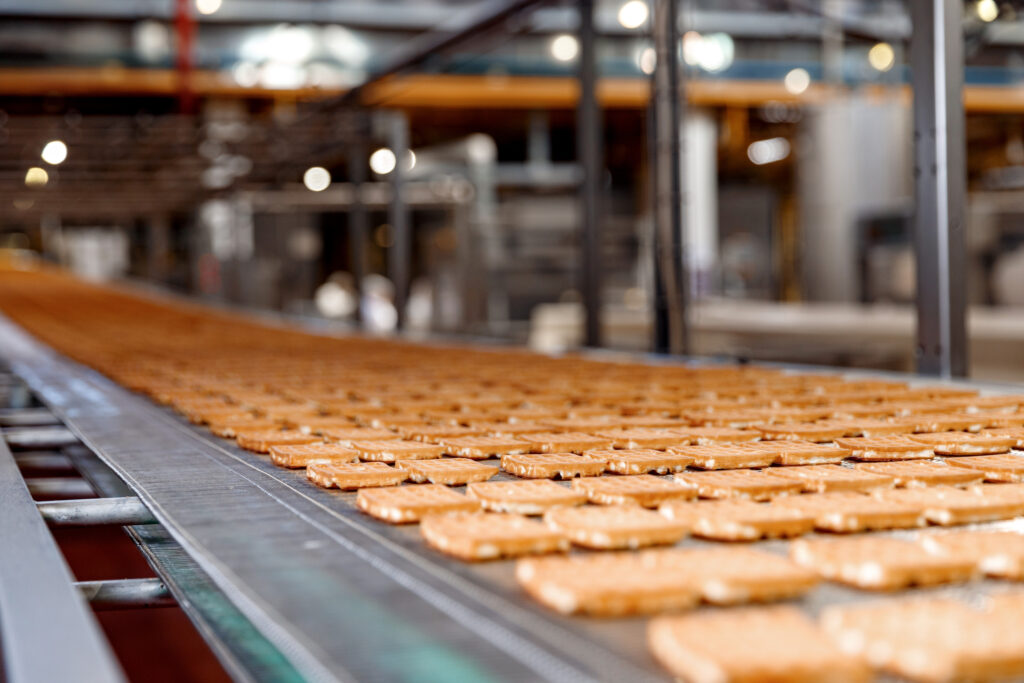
[747,138,791,165]
[868,42,895,72]
[195,0,222,15]
[638,46,656,75]
[550,34,579,62]
[617,1,648,29]
[24,167,49,187]
[303,166,331,192]
[369,148,397,175]
[681,32,734,73]
[783,67,811,95]
[977,0,998,22]
[41,140,68,165]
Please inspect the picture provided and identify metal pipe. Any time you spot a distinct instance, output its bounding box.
[26,478,95,498]
[13,452,74,472]
[910,0,968,377]
[3,426,78,450]
[578,0,602,348]
[76,578,175,611]
[650,0,689,354]
[387,111,411,330]
[349,121,370,325]
[0,408,60,427]
[38,496,157,527]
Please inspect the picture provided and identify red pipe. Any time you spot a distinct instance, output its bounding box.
[174,0,195,113]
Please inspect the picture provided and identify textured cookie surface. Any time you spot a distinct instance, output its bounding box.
[269,443,359,468]
[874,486,1024,525]
[466,479,586,514]
[853,460,984,487]
[908,432,1015,455]
[920,530,1024,578]
[420,512,567,560]
[351,439,445,462]
[440,435,528,459]
[589,448,694,474]
[306,461,407,490]
[669,444,776,470]
[542,504,687,549]
[765,464,894,493]
[660,499,816,540]
[517,431,614,454]
[236,429,319,453]
[944,453,1024,482]
[592,428,691,450]
[835,435,935,461]
[746,440,851,466]
[500,452,606,479]
[355,484,480,523]
[395,458,498,485]
[774,491,926,531]
[571,474,696,506]
[674,469,803,501]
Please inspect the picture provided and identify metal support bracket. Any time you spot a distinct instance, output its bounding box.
[76,578,175,611]
[38,496,158,527]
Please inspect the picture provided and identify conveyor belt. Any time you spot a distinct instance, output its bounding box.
[0,313,666,683]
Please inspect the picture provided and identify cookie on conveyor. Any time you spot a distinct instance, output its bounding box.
[853,460,984,487]
[890,413,985,433]
[908,431,1015,455]
[592,428,690,450]
[674,469,803,501]
[306,461,407,490]
[500,452,606,479]
[355,483,480,523]
[351,439,445,462]
[746,440,851,466]
[235,429,320,453]
[515,550,701,616]
[542,504,687,549]
[209,417,279,439]
[944,453,1024,482]
[649,607,870,683]
[773,491,925,532]
[834,435,934,461]
[790,536,977,589]
[517,431,614,454]
[321,427,400,446]
[668,444,776,470]
[874,486,1024,525]
[920,530,1024,579]
[659,499,816,540]
[269,443,359,468]
[398,424,484,443]
[571,474,696,507]
[439,435,528,459]
[821,418,915,437]
[764,464,894,493]
[821,597,1024,683]
[420,512,567,561]
[466,479,586,514]
[980,426,1024,446]
[472,421,551,437]
[672,546,820,604]
[756,421,850,443]
[395,458,497,485]
[669,426,762,445]
[586,449,693,477]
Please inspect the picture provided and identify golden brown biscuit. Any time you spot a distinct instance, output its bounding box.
[765,464,894,493]
[351,439,445,462]
[420,512,567,561]
[542,504,687,549]
[306,461,407,489]
[747,440,851,466]
[517,431,614,454]
[944,453,1024,482]
[834,435,935,461]
[571,474,696,507]
[908,432,1015,455]
[235,429,320,453]
[466,479,586,514]
[472,421,553,437]
[853,460,983,487]
[756,421,849,443]
[674,469,803,501]
[649,607,870,683]
[591,428,691,450]
[321,426,399,445]
[355,484,480,523]
[790,536,977,589]
[395,458,497,485]
[980,426,1024,448]
[268,443,359,468]
[920,531,1024,579]
[774,491,926,532]
[668,444,776,470]
[588,448,693,475]
[669,426,762,445]
[819,418,914,437]
[439,435,529,459]
[208,418,280,438]
[659,499,816,540]
[398,425,484,442]
[874,486,1024,525]
[500,452,606,479]
[890,413,984,433]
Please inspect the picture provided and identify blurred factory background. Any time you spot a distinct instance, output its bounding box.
[2,0,1024,378]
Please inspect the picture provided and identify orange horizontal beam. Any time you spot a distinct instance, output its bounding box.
[0,67,1020,113]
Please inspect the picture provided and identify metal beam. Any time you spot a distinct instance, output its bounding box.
[77,578,175,611]
[387,111,411,329]
[578,0,602,348]
[348,122,370,325]
[650,0,688,354]
[38,496,157,527]
[910,0,968,377]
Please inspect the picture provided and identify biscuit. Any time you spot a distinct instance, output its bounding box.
[820,418,914,437]
[853,460,982,487]
[790,537,977,589]
[747,440,851,466]
[649,607,870,683]
[473,421,552,437]
[669,427,762,445]
[890,413,984,433]
[351,439,445,462]
[672,546,821,604]
[592,428,690,450]
[874,486,1024,525]
[398,425,484,442]
[540,417,626,432]
[571,474,696,507]
[517,431,614,454]
[980,426,1024,447]
[774,491,925,532]
[588,448,694,475]
[687,409,773,429]
[395,458,497,485]
[420,512,568,561]
[974,414,1024,430]
[765,464,894,493]
[355,484,480,523]
[674,469,803,501]
[944,453,1024,482]
[908,432,1015,455]
[306,461,408,490]
[617,416,690,430]
[756,421,849,442]
[515,550,700,616]
[834,435,934,461]
[235,429,320,453]
[466,479,586,514]
[668,444,776,470]
[920,531,1024,579]
[321,427,399,446]
[500,453,606,479]
[440,435,528,459]
[209,418,279,438]
[542,504,687,549]
[659,499,816,540]
[268,443,359,468]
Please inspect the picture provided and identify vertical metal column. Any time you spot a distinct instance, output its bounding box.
[387,111,411,330]
[578,0,602,348]
[650,0,688,354]
[910,0,968,377]
[348,118,370,325]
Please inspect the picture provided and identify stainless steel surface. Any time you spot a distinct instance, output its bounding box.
[578,0,602,348]
[38,496,158,527]
[910,0,968,377]
[0,408,61,427]
[388,110,411,330]
[76,578,176,611]
[0,417,125,683]
[650,0,689,354]
[25,477,95,498]
[3,425,79,450]
[14,451,75,471]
